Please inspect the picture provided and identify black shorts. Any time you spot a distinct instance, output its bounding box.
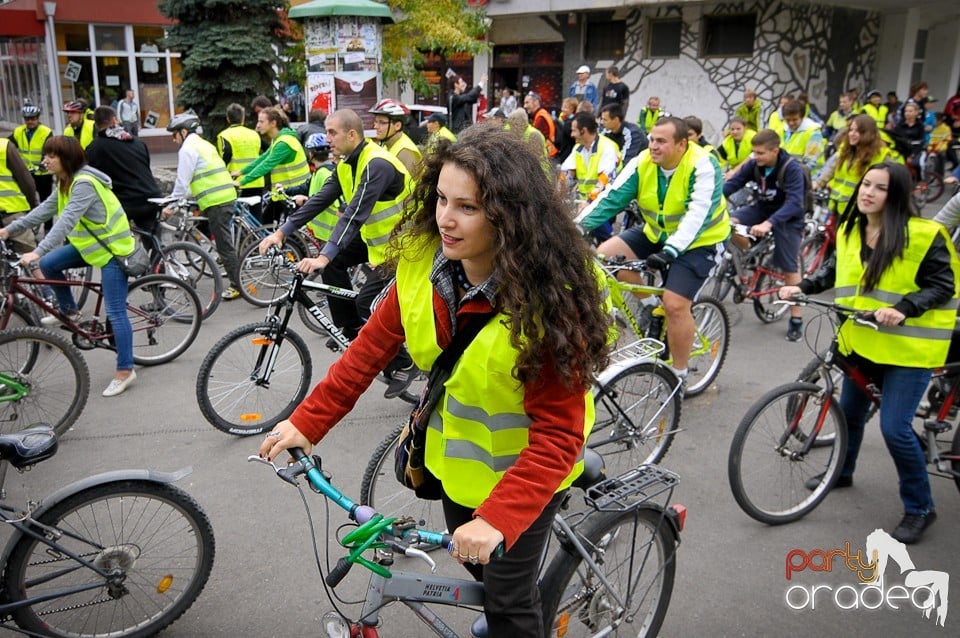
[732,206,803,273]
[619,227,718,301]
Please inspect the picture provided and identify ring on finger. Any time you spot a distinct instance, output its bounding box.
[266,431,281,440]
[468,555,479,563]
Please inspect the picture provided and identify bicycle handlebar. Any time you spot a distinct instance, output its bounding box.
[779,294,879,330]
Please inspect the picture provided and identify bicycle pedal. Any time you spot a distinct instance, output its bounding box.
[923,419,953,434]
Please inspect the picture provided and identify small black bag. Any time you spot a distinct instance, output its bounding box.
[395,311,495,500]
[79,218,151,278]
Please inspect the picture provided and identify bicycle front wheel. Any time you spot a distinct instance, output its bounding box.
[359,424,447,553]
[159,241,224,320]
[684,295,730,397]
[237,240,302,307]
[590,362,681,476]
[0,327,90,436]
[126,274,202,365]
[540,507,677,637]
[728,382,848,525]
[3,480,215,638]
[197,322,313,435]
[752,259,791,323]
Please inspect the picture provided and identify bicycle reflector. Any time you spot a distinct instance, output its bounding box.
[157,574,174,594]
[669,504,687,531]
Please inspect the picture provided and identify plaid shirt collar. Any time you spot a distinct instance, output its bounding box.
[428,245,499,327]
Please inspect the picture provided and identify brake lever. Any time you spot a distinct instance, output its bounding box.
[246,454,302,485]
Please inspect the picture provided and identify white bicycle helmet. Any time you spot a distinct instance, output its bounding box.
[167,112,201,133]
[369,99,409,120]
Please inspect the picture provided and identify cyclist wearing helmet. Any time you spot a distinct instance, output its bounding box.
[216,103,265,202]
[10,100,54,202]
[369,99,421,176]
[62,100,95,149]
[165,112,242,300]
[295,133,341,243]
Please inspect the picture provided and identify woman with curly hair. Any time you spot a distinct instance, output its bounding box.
[815,114,901,214]
[261,123,611,635]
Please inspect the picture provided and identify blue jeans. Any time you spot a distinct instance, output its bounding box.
[839,365,933,515]
[38,244,134,371]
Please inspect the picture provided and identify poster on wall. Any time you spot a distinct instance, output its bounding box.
[307,72,335,115]
[304,18,337,73]
[336,17,381,72]
[139,84,169,129]
[334,72,378,129]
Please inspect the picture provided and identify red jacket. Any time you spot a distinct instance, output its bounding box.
[289,282,588,548]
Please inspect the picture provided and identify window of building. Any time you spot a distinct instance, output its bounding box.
[701,13,756,57]
[910,29,927,85]
[648,18,682,58]
[489,42,563,112]
[585,19,625,60]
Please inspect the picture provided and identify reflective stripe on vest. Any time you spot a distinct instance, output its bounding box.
[574,135,620,199]
[0,139,31,213]
[186,136,237,210]
[305,164,338,242]
[268,135,311,189]
[385,132,422,162]
[395,237,593,508]
[63,119,95,148]
[335,142,411,265]
[12,124,52,174]
[59,174,134,267]
[635,144,730,250]
[834,217,960,368]
[828,147,895,209]
[218,125,265,188]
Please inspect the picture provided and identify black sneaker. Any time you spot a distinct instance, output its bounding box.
[804,473,853,491]
[891,511,937,544]
[384,364,417,399]
[786,318,803,342]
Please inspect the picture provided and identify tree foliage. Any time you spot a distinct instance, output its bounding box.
[158,0,286,137]
[381,0,489,96]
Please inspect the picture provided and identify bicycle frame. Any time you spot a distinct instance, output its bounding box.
[717,228,786,300]
[264,269,358,351]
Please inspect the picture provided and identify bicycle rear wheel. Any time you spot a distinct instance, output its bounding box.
[800,234,830,278]
[237,240,303,307]
[683,295,730,397]
[728,381,848,525]
[590,362,681,476]
[912,172,944,209]
[0,327,90,436]
[196,322,312,435]
[359,424,447,553]
[540,507,677,637]
[3,480,215,638]
[126,274,202,365]
[66,265,94,310]
[158,241,224,320]
[752,257,793,323]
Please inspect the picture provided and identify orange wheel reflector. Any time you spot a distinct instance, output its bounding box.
[157,574,174,594]
[710,340,720,358]
[556,611,570,637]
[251,338,273,346]
[239,413,263,422]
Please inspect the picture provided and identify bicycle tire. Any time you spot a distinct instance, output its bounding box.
[196,322,312,436]
[3,479,214,638]
[912,172,944,210]
[1,297,38,329]
[540,507,677,637]
[751,257,792,323]
[590,362,681,476]
[799,234,830,279]
[296,273,336,336]
[728,381,848,525]
[683,295,730,397]
[795,355,879,445]
[126,274,202,365]
[702,253,733,302]
[66,265,94,311]
[158,241,224,320]
[0,326,90,436]
[951,425,960,494]
[358,423,448,553]
[237,240,303,308]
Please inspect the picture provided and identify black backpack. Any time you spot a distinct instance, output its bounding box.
[754,154,813,214]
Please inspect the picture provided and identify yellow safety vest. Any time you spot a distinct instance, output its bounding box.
[63,119,95,149]
[217,125,265,189]
[12,124,52,174]
[635,144,730,250]
[305,163,339,242]
[720,130,755,171]
[185,135,237,210]
[268,134,311,190]
[0,139,31,214]
[60,174,134,267]
[573,134,620,200]
[835,217,959,368]
[396,237,593,508]
[767,110,785,138]
[383,132,422,172]
[782,124,821,165]
[828,146,898,211]
[861,103,889,129]
[336,142,411,265]
[638,108,662,133]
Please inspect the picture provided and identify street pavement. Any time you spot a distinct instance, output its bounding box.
[3,221,959,636]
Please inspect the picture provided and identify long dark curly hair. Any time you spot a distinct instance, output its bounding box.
[388,123,611,388]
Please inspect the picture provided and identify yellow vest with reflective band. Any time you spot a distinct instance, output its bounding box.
[574,134,620,200]
[185,135,237,210]
[305,163,338,242]
[396,238,593,508]
[217,125,265,189]
[268,134,310,190]
[719,130,755,171]
[12,124,52,174]
[63,119,95,149]
[861,103,889,129]
[336,142,411,265]
[782,125,821,164]
[767,110,785,138]
[828,146,898,211]
[835,217,960,368]
[59,174,134,267]
[0,139,31,214]
[635,144,730,250]
[384,132,422,166]
[638,107,662,133]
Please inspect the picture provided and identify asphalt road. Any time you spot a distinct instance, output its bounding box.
[3,249,958,636]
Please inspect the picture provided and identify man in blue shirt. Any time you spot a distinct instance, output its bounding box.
[568,65,598,110]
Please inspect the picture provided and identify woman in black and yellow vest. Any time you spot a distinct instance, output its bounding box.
[0,136,137,397]
[259,125,613,635]
[780,161,959,544]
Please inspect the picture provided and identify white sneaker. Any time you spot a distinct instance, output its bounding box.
[40,310,81,327]
[102,370,137,397]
